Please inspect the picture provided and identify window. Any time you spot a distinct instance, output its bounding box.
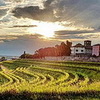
[76,50,78,52]
[81,50,84,52]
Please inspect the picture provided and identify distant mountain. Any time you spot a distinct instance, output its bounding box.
[0,55,19,59]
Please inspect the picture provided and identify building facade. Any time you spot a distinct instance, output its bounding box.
[71,43,85,56]
[71,40,92,56]
[92,44,100,56]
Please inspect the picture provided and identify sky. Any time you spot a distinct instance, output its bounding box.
[0,0,100,56]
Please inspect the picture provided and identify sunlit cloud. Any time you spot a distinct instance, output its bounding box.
[0,35,18,43]
[0,0,100,43]
[27,21,67,38]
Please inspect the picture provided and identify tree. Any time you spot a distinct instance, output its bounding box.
[0,57,6,61]
[33,40,72,58]
[20,51,33,59]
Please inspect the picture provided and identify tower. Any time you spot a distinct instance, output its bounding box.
[84,40,91,47]
[24,51,26,55]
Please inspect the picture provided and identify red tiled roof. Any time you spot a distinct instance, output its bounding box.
[73,43,84,47]
[93,44,100,46]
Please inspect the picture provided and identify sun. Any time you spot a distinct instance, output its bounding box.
[28,21,65,38]
[34,22,56,38]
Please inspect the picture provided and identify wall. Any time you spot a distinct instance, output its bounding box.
[92,46,100,56]
[37,56,100,62]
[85,49,92,54]
[71,47,85,55]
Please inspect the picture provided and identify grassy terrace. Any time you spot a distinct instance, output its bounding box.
[0,59,99,100]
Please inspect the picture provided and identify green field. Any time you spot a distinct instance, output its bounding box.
[0,59,100,100]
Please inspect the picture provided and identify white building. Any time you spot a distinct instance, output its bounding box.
[92,44,100,56]
[71,43,85,56]
[71,40,92,56]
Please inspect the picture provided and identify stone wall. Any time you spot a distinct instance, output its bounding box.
[38,56,100,62]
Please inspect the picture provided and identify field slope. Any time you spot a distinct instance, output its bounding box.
[0,59,100,100]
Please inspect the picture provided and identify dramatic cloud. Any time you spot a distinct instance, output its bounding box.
[55,30,95,35]
[0,0,5,6]
[11,0,100,27]
[12,0,58,22]
[0,0,8,19]
[54,27,100,40]
[12,25,37,28]
[1,0,100,55]
[43,0,53,8]
[57,0,100,27]
[0,9,7,18]
[53,32,100,40]
[0,35,18,43]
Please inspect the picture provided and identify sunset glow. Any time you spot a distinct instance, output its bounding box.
[0,0,100,56]
[28,22,66,38]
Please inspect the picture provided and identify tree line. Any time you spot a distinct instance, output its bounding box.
[20,41,72,59]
